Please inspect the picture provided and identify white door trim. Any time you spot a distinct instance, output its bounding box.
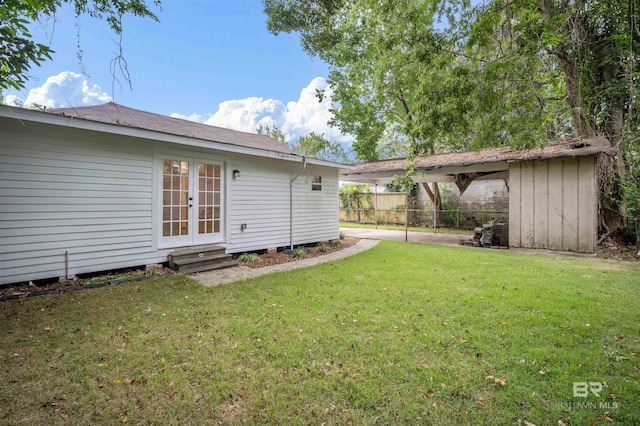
[155,153,225,249]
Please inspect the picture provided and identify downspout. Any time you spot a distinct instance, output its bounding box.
[290,155,307,249]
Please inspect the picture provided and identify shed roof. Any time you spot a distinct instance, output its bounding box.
[341,138,616,182]
[48,102,293,155]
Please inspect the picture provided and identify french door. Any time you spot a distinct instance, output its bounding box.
[160,158,223,248]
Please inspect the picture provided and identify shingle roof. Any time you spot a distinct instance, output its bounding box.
[48,102,293,155]
[341,137,616,179]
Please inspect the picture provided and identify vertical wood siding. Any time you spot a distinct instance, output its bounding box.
[508,157,597,253]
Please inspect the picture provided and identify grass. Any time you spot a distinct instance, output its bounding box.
[341,222,474,235]
[1,241,639,424]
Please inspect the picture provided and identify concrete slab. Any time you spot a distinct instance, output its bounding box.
[340,227,596,258]
[340,227,470,246]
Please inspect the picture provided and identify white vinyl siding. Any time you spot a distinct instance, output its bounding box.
[0,114,343,284]
[0,119,166,285]
[225,160,292,252]
[293,169,339,244]
[224,162,340,253]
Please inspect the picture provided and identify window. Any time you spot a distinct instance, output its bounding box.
[311,175,323,191]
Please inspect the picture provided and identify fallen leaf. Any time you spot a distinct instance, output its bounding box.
[539,370,546,375]
[121,414,128,423]
[475,397,484,405]
[616,336,624,341]
[557,420,567,426]
[485,375,506,386]
[598,415,613,422]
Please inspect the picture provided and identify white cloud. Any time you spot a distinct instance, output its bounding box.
[19,71,111,108]
[170,112,205,123]
[1,95,22,107]
[281,77,351,143]
[194,77,353,144]
[204,97,287,133]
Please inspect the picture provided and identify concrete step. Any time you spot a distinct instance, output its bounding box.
[172,253,232,267]
[178,260,238,274]
[169,245,236,273]
[170,244,226,259]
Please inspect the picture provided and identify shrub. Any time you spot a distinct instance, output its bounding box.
[238,253,259,263]
[331,239,342,247]
[291,248,307,258]
[317,244,329,253]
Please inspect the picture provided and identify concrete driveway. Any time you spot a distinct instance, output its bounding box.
[341,227,600,258]
[340,227,471,247]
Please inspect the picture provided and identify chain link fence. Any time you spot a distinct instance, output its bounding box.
[628,216,640,253]
[340,208,509,231]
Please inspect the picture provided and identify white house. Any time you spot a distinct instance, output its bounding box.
[0,103,350,285]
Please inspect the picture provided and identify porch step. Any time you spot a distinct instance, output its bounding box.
[169,245,237,274]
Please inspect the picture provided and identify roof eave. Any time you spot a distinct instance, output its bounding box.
[1,105,350,169]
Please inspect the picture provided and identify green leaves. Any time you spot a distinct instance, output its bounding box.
[0,0,161,91]
[264,0,638,154]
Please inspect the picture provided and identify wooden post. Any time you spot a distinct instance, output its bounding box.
[433,182,437,233]
[405,192,409,242]
[375,184,378,229]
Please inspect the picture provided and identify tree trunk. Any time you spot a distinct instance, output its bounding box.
[421,182,444,225]
[553,47,595,138]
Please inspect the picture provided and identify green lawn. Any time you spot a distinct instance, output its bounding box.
[341,222,474,235]
[1,241,639,424]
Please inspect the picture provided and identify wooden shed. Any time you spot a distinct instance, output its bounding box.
[340,139,617,253]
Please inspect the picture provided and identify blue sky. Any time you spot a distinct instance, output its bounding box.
[4,1,352,144]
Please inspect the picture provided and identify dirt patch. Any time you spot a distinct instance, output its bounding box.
[1,238,361,300]
[0,266,174,301]
[236,237,359,268]
[597,239,639,261]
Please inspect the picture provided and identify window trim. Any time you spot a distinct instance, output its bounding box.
[311,175,323,192]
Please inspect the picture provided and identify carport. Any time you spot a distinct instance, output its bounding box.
[340,138,617,253]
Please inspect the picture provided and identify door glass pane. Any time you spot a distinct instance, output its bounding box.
[162,159,189,237]
[198,162,221,235]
